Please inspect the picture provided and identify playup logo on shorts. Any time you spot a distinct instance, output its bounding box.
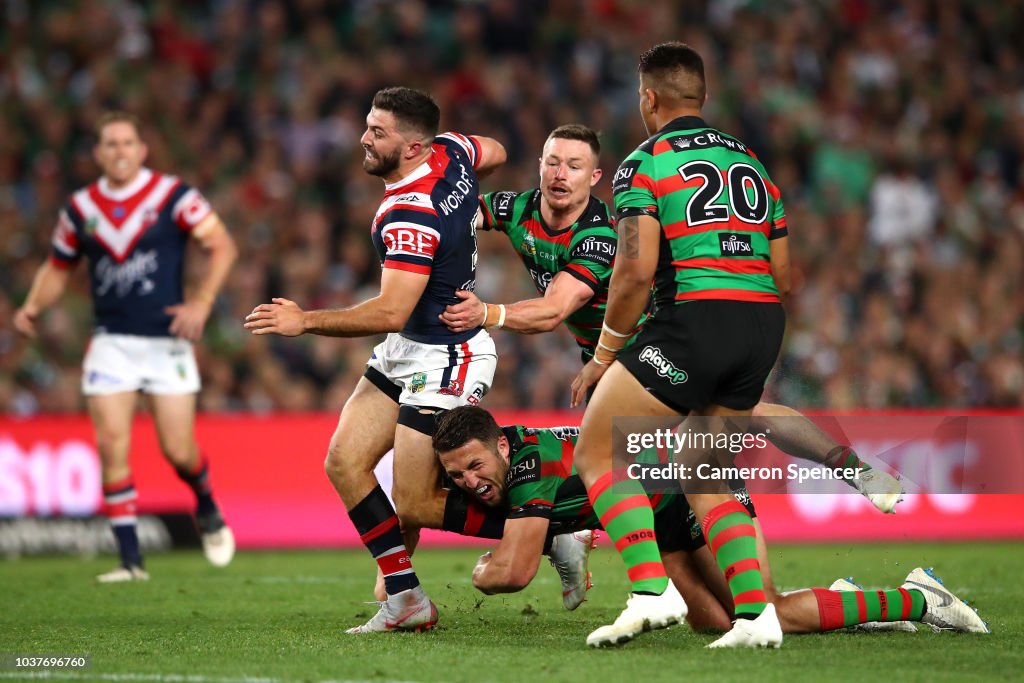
[639,346,688,384]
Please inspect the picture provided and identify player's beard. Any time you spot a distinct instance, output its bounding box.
[362,147,401,177]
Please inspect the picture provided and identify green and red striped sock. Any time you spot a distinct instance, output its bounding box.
[811,587,925,630]
[826,446,871,477]
[701,500,766,618]
[589,471,668,594]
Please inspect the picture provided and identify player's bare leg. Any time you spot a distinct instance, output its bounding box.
[752,402,903,512]
[89,391,148,582]
[392,420,447,530]
[326,379,437,633]
[324,379,399,506]
[368,421,447,602]
[149,392,234,567]
[662,550,732,632]
[575,362,688,647]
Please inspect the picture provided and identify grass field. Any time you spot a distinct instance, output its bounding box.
[2,542,1022,683]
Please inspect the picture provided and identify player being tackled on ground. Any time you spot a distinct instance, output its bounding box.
[14,112,238,581]
[245,87,506,634]
[432,407,990,640]
[438,124,902,513]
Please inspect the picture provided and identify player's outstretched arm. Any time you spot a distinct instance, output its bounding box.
[13,261,72,339]
[245,268,429,337]
[166,214,238,342]
[440,272,594,334]
[570,214,660,406]
[472,516,548,594]
[471,135,507,179]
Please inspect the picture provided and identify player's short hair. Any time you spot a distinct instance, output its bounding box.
[95,111,142,139]
[372,87,440,140]
[638,42,706,105]
[547,124,601,157]
[434,406,504,455]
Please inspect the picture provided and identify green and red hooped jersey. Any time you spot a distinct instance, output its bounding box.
[612,116,787,310]
[502,425,672,534]
[480,190,626,359]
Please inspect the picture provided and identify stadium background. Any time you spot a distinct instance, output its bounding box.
[1,0,1023,551]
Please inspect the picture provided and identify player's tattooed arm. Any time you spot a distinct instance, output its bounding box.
[619,216,640,259]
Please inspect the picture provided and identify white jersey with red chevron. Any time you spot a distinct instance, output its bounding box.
[50,167,213,337]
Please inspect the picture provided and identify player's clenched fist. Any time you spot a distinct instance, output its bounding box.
[244,297,306,336]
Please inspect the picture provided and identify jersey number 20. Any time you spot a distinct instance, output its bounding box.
[678,161,769,227]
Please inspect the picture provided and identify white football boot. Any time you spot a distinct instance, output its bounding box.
[707,603,783,649]
[198,511,236,568]
[586,580,687,647]
[346,586,439,634]
[829,577,917,632]
[902,567,990,634]
[96,565,150,583]
[851,469,904,514]
[548,530,595,610]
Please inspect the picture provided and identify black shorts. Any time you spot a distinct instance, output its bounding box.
[654,486,756,554]
[618,301,784,413]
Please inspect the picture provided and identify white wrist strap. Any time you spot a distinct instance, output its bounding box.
[602,322,632,339]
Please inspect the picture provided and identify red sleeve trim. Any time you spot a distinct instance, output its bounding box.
[383,259,432,275]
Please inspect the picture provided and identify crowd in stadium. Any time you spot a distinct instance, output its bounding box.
[2,0,1023,415]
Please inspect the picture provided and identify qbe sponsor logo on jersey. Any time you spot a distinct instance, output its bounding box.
[639,346,688,385]
[382,226,438,257]
[718,232,753,256]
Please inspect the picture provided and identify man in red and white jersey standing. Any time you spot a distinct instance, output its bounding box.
[245,87,507,633]
[14,112,239,581]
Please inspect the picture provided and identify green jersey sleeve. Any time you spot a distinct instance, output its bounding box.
[505,439,560,520]
[769,186,788,239]
[479,191,520,232]
[612,149,659,220]
[562,199,616,293]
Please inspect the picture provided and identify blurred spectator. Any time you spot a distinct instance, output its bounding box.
[3,0,1023,414]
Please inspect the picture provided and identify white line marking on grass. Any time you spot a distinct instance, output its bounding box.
[0,673,419,683]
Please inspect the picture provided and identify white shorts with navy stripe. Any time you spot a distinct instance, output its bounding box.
[365,330,497,409]
[82,333,200,396]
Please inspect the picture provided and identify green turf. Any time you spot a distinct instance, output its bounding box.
[1,542,1022,683]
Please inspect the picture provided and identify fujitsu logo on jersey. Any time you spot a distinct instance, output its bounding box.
[579,236,615,256]
[95,250,159,297]
[438,162,474,217]
[612,166,635,184]
[719,233,753,255]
